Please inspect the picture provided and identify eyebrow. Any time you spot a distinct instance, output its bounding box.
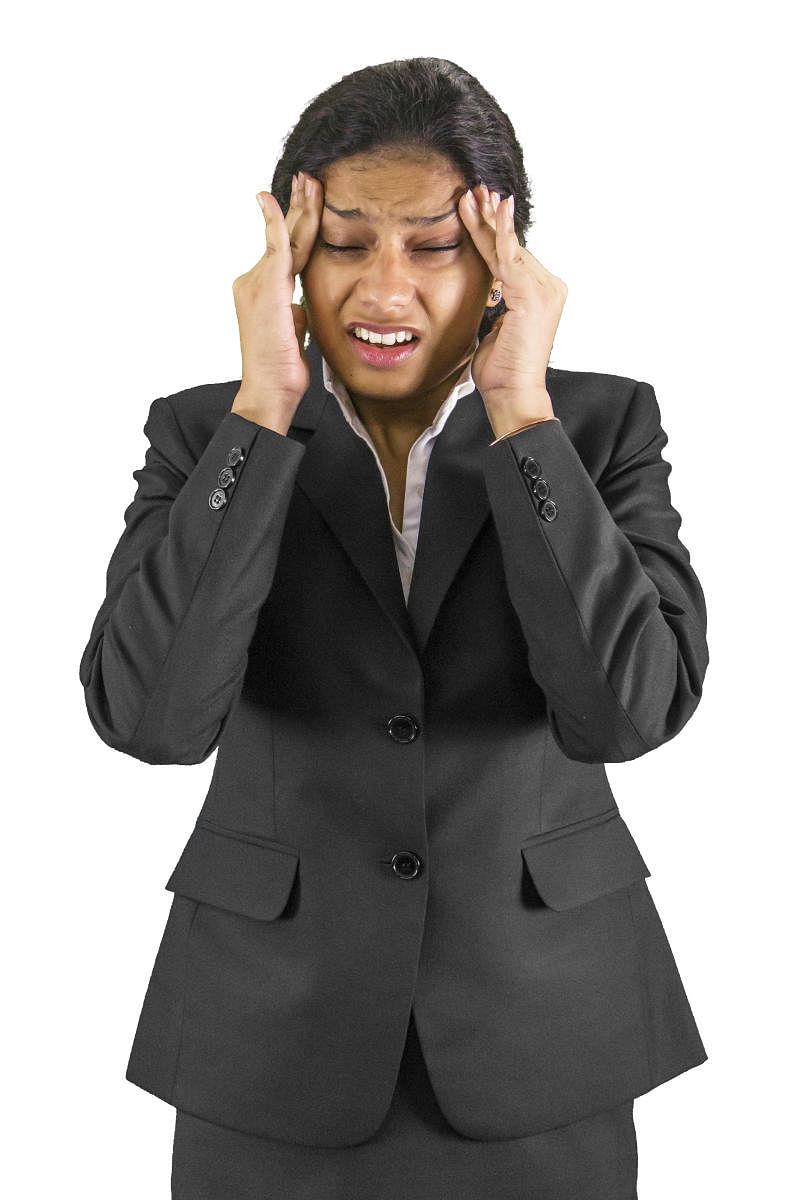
[323,201,459,226]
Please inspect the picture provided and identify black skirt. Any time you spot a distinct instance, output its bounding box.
[171,1012,638,1200]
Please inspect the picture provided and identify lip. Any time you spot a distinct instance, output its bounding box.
[346,327,421,369]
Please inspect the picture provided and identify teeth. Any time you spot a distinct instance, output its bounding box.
[353,327,416,345]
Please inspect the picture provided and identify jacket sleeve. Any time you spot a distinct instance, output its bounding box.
[78,395,306,765]
[481,379,708,763]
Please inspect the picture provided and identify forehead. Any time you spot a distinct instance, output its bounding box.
[321,151,464,225]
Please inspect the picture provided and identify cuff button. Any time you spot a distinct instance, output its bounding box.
[226,446,245,467]
[208,487,228,510]
[519,455,542,480]
[218,466,235,488]
[539,498,559,522]
[531,476,550,500]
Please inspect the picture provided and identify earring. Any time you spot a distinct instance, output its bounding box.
[489,287,502,304]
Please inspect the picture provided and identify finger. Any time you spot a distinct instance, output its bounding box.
[457,186,493,239]
[458,185,502,275]
[256,190,291,263]
[472,183,497,229]
[484,188,526,272]
[479,187,548,285]
[483,184,500,228]
[494,193,523,266]
[286,170,323,276]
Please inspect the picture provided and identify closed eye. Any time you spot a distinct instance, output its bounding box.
[321,241,462,254]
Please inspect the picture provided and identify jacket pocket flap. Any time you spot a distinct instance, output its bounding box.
[521,809,650,911]
[165,819,299,921]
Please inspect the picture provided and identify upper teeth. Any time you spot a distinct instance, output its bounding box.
[353,327,416,345]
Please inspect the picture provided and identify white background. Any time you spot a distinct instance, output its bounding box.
[4,1,797,1195]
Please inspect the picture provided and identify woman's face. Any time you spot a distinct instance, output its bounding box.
[299,150,495,415]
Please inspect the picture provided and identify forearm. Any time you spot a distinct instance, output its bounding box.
[79,397,305,764]
[482,384,708,762]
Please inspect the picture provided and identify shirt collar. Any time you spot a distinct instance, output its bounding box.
[321,341,477,448]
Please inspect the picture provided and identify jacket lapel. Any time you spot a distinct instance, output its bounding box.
[405,389,493,652]
[292,339,495,659]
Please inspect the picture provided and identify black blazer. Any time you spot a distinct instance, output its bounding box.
[79,338,709,1148]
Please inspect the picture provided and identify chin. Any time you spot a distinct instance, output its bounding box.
[344,367,428,400]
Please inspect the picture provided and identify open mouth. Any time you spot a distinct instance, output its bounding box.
[347,328,421,368]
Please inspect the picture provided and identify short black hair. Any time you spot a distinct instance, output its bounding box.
[271,57,534,341]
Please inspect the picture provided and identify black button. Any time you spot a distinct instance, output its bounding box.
[519,455,541,481]
[227,446,245,467]
[208,487,228,510]
[540,498,559,522]
[531,476,550,500]
[387,714,419,743]
[392,851,423,879]
[218,466,236,488]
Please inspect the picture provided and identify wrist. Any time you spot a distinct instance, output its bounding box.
[484,388,556,440]
[231,387,299,435]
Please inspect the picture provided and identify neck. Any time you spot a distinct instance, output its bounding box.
[348,347,475,461]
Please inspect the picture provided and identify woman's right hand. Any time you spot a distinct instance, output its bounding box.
[231,171,322,430]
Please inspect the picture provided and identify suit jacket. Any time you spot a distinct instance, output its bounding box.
[79,337,709,1148]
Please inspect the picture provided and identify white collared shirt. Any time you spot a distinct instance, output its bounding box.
[321,352,477,605]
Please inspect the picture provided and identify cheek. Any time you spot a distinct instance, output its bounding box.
[432,269,489,321]
[461,245,494,293]
[299,256,324,297]
[300,262,343,317]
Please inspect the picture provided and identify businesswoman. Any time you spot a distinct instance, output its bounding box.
[79,57,709,1199]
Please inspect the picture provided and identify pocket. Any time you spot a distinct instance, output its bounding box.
[165,818,299,921]
[521,808,650,911]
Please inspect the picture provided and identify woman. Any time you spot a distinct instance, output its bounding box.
[79,58,709,1199]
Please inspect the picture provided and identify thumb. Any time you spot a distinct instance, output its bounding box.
[256,191,289,258]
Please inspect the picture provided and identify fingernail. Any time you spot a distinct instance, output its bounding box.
[256,193,266,211]
[509,194,515,218]
[466,188,478,210]
[291,174,297,200]
[304,174,312,198]
[491,191,500,212]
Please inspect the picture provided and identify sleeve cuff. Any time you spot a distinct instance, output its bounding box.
[489,416,561,446]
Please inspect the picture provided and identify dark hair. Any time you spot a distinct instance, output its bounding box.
[271,57,534,341]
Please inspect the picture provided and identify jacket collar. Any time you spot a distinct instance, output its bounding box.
[290,337,495,659]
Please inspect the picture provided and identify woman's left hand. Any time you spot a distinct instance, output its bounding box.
[459,183,568,423]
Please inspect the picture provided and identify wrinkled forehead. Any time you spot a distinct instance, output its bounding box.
[319,151,465,227]
[322,195,463,228]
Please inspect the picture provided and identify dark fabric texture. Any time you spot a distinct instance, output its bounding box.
[171,1012,638,1200]
[79,339,709,1147]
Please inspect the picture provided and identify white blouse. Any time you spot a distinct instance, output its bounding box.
[321,352,477,605]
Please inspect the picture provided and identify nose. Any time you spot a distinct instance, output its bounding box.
[354,244,415,311]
